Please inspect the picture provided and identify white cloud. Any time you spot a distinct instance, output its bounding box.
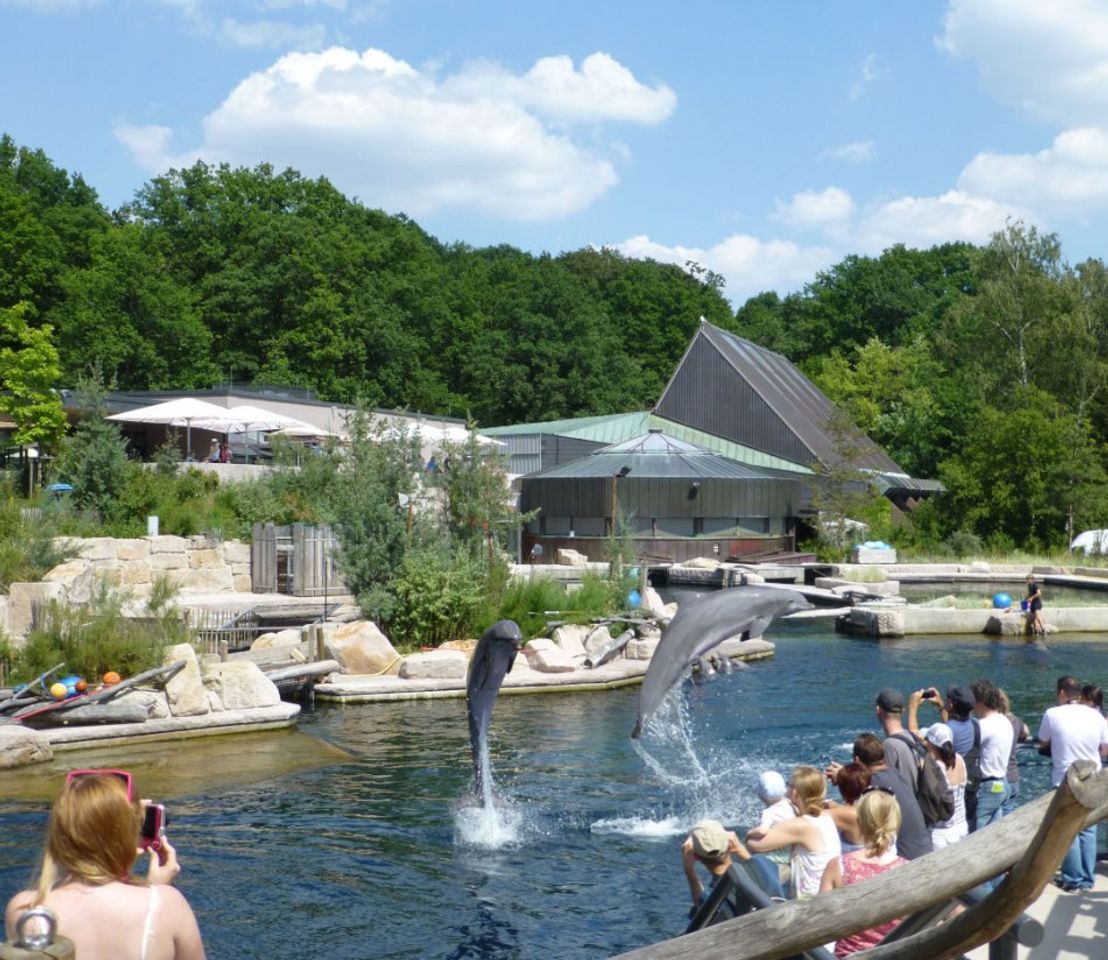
[773,187,854,231]
[958,127,1108,218]
[939,0,1108,125]
[820,140,875,164]
[849,53,878,100]
[442,52,676,124]
[115,47,674,220]
[616,233,836,302]
[855,189,1023,251]
[217,17,328,49]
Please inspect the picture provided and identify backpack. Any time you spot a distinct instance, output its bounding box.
[892,733,955,826]
[960,718,982,823]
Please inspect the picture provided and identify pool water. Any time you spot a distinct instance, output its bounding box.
[1,621,1103,959]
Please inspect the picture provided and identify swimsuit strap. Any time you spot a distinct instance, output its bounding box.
[140,885,159,960]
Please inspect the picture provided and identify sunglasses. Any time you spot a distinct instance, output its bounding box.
[65,769,134,804]
[862,785,896,797]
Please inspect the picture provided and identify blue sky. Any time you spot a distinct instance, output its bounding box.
[3,0,1107,303]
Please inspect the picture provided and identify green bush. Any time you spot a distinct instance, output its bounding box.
[945,529,984,558]
[487,571,621,641]
[388,545,488,651]
[12,578,191,683]
[0,480,69,589]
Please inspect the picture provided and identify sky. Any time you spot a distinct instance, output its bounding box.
[2,0,1108,304]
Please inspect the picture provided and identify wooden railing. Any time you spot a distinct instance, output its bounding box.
[613,760,1108,960]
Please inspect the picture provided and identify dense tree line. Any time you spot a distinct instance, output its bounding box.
[4,134,1108,552]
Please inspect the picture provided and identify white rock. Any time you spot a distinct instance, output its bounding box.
[164,567,234,593]
[522,637,577,673]
[205,661,280,709]
[148,535,188,554]
[398,650,468,680]
[220,540,251,565]
[117,539,151,562]
[625,637,660,660]
[7,581,64,639]
[75,537,118,561]
[681,556,721,569]
[640,586,667,619]
[164,643,211,716]
[0,726,52,768]
[553,624,590,658]
[207,690,225,712]
[556,548,589,567]
[583,625,614,659]
[325,620,399,675]
[661,602,679,619]
[251,629,302,650]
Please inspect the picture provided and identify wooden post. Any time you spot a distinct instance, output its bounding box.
[315,624,325,663]
[610,761,1108,960]
[218,640,229,663]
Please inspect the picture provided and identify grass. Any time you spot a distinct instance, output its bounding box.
[488,572,622,641]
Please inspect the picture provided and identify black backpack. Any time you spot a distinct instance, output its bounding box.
[892,733,955,826]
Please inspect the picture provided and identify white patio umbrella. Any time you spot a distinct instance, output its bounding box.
[192,404,322,462]
[106,398,233,460]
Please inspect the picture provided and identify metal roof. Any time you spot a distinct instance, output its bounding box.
[483,411,815,474]
[694,323,904,473]
[527,430,794,481]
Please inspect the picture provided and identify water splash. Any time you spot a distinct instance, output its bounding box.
[455,788,524,849]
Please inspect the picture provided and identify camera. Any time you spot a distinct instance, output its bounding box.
[140,803,166,851]
[922,688,939,700]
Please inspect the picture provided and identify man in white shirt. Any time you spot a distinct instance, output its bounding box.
[1038,675,1108,892]
[970,678,1014,832]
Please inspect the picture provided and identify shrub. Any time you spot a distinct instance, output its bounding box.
[487,572,621,641]
[388,544,488,650]
[12,578,190,683]
[946,529,984,558]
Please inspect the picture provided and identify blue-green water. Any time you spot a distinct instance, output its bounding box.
[0,620,1102,959]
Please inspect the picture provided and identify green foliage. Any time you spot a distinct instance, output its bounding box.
[0,302,67,449]
[12,579,189,683]
[0,475,67,588]
[54,378,129,519]
[488,572,621,641]
[388,544,489,651]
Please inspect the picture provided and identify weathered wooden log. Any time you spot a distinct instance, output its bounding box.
[20,701,150,727]
[263,660,340,683]
[611,761,1108,960]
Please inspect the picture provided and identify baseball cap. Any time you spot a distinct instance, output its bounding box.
[947,685,976,715]
[925,723,953,748]
[876,688,904,712]
[756,770,787,802]
[689,819,729,860]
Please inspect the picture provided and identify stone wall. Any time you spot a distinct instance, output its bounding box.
[3,535,252,640]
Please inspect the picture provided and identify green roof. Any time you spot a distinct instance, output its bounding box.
[482,411,814,474]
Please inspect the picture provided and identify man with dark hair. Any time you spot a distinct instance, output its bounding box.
[970,678,1014,832]
[829,733,932,860]
[1038,675,1108,892]
[874,688,919,790]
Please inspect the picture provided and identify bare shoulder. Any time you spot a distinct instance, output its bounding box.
[5,890,38,939]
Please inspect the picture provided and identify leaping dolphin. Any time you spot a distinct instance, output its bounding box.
[466,619,524,800]
[631,586,812,738]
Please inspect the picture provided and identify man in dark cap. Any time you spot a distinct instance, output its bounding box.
[875,688,919,789]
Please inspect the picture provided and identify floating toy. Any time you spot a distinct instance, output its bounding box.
[75,678,88,693]
[628,588,642,608]
[49,682,68,701]
[102,671,122,686]
[992,592,1012,609]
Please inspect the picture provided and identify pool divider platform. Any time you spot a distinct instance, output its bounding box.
[316,639,776,703]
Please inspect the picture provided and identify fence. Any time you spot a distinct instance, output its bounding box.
[251,523,346,597]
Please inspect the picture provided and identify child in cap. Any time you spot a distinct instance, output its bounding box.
[682,819,740,918]
[756,770,795,887]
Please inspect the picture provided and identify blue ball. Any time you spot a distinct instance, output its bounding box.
[992,592,1012,609]
[628,589,642,608]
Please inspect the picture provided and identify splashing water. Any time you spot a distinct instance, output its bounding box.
[455,793,524,849]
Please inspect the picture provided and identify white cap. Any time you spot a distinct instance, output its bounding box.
[757,770,787,802]
[925,723,953,748]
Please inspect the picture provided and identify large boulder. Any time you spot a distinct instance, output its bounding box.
[204,661,281,709]
[625,637,660,661]
[116,689,171,719]
[7,581,65,639]
[163,643,211,717]
[398,650,467,680]
[0,726,52,768]
[251,629,302,651]
[556,548,589,567]
[325,620,399,675]
[682,556,721,570]
[553,624,590,659]
[583,625,614,659]
[640,586,668,619]
[522,637,577,673]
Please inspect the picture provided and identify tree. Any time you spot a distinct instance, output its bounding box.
[54,378,129,520]
[0,302,67,449]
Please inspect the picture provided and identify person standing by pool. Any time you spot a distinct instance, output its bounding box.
[1038,675,1108,892]
[1025,575,1044,636]
[997,687,1030,816]
[873,689,919,791]
[5,768,206,960]
[920,723,968,849]
[970,679,1014,832]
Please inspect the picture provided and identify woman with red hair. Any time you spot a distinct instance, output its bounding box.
[4,769,205,960]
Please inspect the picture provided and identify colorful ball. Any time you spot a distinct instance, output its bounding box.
[49,682,68,700]
[102,671,122,686]
[628,588,642,607]
[992,592,1012,609]
[75,678,88,693]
